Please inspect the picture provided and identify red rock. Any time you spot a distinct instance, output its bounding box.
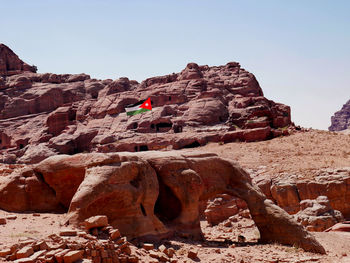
[0,45,291,165]
[142,243,154,251]
[16,246,34,259]
[0,151,326,254]
[63,250,84,263]
[0,248,12,257]
[271,181,301,214]
[0,44,36,76]
[0,217,6,224]
[14,258,34,263]
[59,229,77,236]
[294,196,343,232]
[84,215,109,231]
[109,229,121,240]
[187,249,198,260]
[325,221,350,232]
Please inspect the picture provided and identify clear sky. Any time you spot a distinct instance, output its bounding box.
[1,0,349,130]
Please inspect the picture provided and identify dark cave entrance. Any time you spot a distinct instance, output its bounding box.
[181,141,201,149]
[154,180,182,223]
[156,122,173,132]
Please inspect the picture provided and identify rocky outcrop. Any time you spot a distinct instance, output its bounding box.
[0,151,325,253]
[204,168,350,231]
[256,168,350,220]
[294,196,343,232]
[0,44,292,164]
[329,99,350,131]
[204,194,247,225]
[0,44,36,76]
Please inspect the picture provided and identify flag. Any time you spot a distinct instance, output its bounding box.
[125,97,152,116]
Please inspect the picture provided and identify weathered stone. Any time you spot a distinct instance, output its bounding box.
[63,250,84,263]
[109,229,121,240]
[187,249,198,260]
[142,243,154,251]
[0,248,12,257]
[83,216,109,231]
[16,246,34,259]
[59,229,77,237]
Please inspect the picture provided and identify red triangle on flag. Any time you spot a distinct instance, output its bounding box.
[140,98,152,110]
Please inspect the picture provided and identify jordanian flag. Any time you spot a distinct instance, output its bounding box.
[125,98,152,116]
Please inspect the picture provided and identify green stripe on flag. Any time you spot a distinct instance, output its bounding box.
[126,108,150,116]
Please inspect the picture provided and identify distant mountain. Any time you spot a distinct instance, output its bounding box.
[329,99,350,131]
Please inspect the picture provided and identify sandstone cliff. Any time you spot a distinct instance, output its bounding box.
[0,44,291,164]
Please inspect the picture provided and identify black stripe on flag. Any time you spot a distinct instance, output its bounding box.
[126,99,146,109]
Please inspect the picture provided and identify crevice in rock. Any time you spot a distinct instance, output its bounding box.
[154,178,182,223]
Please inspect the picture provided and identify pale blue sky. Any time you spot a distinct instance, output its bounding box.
[1,0,350,130]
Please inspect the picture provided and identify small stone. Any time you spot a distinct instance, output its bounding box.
[6,215,17,220]
[54,249,71,263]
[149,251,159,259]
[158,244,167,253]
[0,218,6,225]
[16,246,34,259]
[166,247,175,258]
[223,221,232,227]
[30,250,46,261]
[32,213,40,217]
[13,258,33,263]
[63,250,84,263]
[142,243,154,251]
[59,229,77,237]
[109,229,121,240]
[0,248,12,257]
[127,255,139,263]
[187,249,198,260]
[84,215,108,231]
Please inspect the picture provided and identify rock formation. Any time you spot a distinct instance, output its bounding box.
[0,44,36,76]
[204,194,247,225]
[329,99,350,131]
[0,151,325,254]
[0,44,292,164]
[294,196,343,232]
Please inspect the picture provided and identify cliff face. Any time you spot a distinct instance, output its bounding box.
[0,44,292,164]
[0,44,36,76]
[329,99,350,131]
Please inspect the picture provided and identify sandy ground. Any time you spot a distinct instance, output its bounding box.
[198,129,350,179]
[1,130,350,262]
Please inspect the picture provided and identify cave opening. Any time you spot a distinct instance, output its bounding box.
[181,141,200,149]
[139,145,149,151]
[19,144,24,149]
[154,180,182,223]
[156,122,173,132]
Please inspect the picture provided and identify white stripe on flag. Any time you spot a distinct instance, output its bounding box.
[125,105,141,112]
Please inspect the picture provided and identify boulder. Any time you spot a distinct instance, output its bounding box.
[204,194,247,225]
[84,215,108,231]
[294,196,344,232]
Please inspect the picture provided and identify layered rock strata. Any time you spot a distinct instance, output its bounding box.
[0,151,325,254]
